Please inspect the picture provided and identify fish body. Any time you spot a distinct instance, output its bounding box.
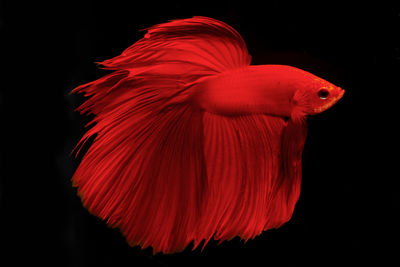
[192,64,343,117]
[71,16,344,254]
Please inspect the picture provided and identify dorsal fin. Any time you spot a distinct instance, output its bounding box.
[100,16,251,72]
[72,17,252,119]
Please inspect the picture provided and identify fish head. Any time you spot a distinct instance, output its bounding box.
[292,78,345,116]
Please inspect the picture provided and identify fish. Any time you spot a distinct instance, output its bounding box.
[71,16,344,254]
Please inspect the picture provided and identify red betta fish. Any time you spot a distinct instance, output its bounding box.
[71,16,344,254]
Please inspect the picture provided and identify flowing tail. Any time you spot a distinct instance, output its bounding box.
[71,16,304,254]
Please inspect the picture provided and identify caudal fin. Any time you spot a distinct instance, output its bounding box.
[72,17,252,253]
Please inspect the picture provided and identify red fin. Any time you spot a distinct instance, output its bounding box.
[99,16,251,73]
[195,113,289,247]
[264,118,308,230]
[72,16,251,116]
[73,104,206,254]
[72,17,251,254]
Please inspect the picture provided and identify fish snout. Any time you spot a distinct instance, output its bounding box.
[337,87,345,99]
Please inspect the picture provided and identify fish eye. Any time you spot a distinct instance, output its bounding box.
[318,89,330,99]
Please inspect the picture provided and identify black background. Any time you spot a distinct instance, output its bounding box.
[1,0,399,266]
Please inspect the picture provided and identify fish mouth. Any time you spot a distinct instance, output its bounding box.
[326,87,345,110]
[338,88,345,99]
